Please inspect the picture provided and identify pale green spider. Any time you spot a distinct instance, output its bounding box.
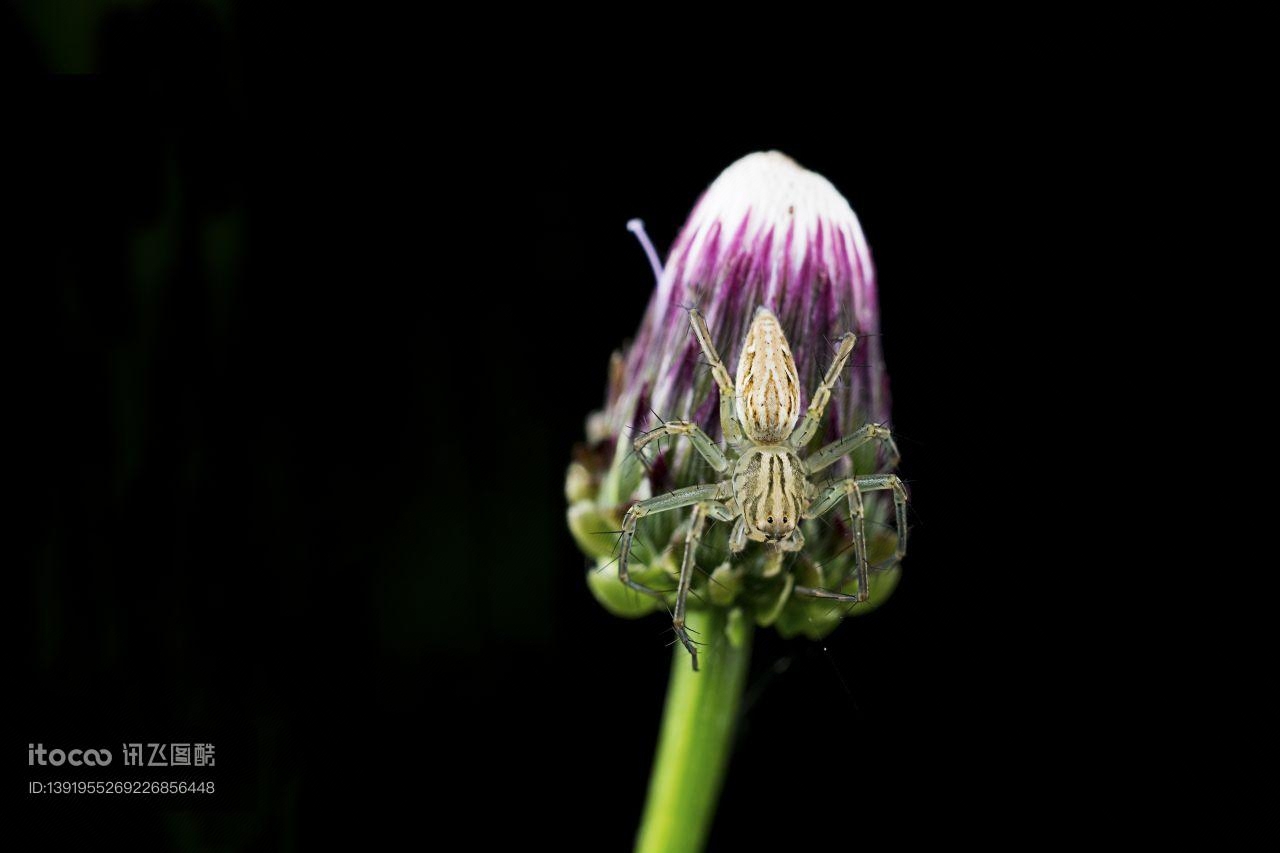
[617,306,908,670]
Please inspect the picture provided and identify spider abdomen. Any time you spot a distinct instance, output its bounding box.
[734,307,801,444]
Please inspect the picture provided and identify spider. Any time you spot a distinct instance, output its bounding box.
[617,306,908,670]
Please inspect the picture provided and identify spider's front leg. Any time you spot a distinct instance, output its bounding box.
[689,308,744,445]
[789,331,857,448]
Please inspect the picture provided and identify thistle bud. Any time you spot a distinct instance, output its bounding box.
[569,151,901,641]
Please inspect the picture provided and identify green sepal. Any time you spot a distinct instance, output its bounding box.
[753,573,794,627]
[775,590,844,640]
[564,462,594,504]
[867,529,899,568]
[567,502,620,560]
[587,556,664,618]
[600,437,645,507]
[725,606,750,649]
[775,554,843,640]
[708,561,743,607]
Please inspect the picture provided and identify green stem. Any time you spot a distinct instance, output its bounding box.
[636,607,752,853]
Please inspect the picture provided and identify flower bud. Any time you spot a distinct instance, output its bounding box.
[569,151,901,639]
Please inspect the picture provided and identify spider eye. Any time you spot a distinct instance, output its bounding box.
[767,516,774,524]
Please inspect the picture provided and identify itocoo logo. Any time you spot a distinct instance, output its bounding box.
[28,744,113,766]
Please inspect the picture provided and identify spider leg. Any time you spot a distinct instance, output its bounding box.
[634,421,730,473]
[689,308,744,444]
[673,504,709,671]
[853,474,909,562]
[791,552,864,603]
[806,478,870,601]
[728,516,748,553]
[706,503,736,524]
[792,585,861,603]
[618,482,729,601]
[804,474,908,601]
[789,331,857,448]
[806,424,901,474]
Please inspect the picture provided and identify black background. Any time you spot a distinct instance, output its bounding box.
[9,4,1091,849]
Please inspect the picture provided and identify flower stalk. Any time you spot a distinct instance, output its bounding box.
[636,607,751,853]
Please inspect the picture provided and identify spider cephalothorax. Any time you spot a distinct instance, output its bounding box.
[617,306,907,670]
